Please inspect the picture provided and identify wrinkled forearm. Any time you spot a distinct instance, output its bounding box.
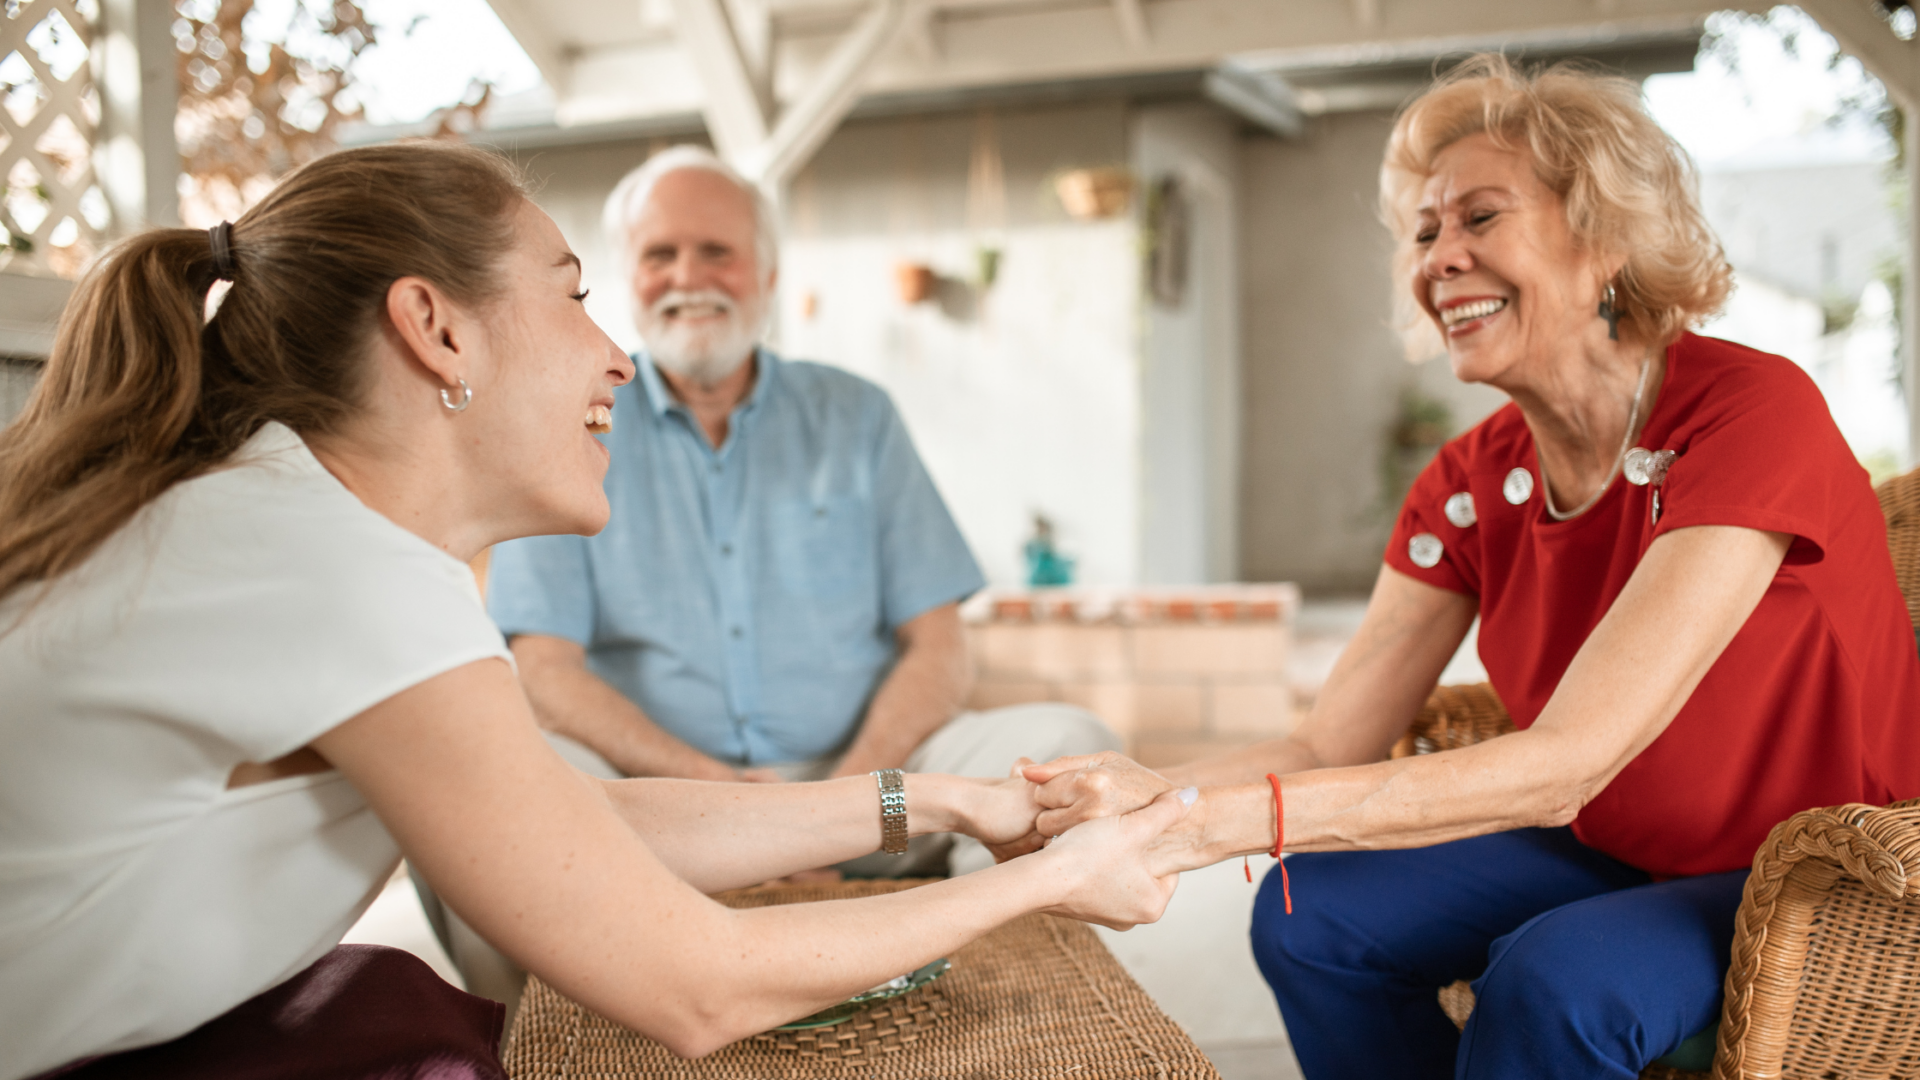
[1160,736,1322,789]
[1172,730,1591,871]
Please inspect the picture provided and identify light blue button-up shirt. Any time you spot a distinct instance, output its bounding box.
[487,349,985,766]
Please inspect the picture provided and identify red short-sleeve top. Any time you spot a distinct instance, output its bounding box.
[1386,333,1920,877]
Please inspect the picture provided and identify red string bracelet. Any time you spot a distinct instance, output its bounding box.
[1268,773,1292,914]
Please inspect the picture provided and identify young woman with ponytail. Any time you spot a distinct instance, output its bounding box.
[0,142,1194,1080]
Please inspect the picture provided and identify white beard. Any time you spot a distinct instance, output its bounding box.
[636,287,768,388]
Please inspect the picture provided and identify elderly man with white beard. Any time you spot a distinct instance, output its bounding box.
[486,146,1120,874]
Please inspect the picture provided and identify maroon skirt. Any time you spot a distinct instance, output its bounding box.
[36,945,507,1080]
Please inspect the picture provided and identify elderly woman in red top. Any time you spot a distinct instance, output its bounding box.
[1023,55,1920,1079]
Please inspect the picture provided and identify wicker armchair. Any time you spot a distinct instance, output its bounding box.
[1394,467,1920,1080]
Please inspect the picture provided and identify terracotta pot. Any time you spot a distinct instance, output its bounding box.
[1055,167,1135,220]
[894,263,936,304]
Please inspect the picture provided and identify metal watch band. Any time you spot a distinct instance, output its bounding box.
[872,768,909,854]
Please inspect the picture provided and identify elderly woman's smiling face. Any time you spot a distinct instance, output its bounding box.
[1412,132,1613,388]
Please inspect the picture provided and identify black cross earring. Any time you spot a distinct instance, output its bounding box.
[1597,282,1620,341]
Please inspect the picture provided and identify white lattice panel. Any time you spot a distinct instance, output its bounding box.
[1,0,106,279]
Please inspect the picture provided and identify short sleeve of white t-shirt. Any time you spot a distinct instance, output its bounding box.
[0,422,511,1080]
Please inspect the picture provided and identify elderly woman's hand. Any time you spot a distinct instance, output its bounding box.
[1022,752,1177,838]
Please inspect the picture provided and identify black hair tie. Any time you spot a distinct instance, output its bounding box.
[207,221,236,282]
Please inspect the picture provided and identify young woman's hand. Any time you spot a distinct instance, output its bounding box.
[1023,752,1177,837]
[1036,787,1197,930]
[939,767,1048,862]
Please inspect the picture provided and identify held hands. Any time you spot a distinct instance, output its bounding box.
[949,750,1218,913]
[1023,752,1177,836]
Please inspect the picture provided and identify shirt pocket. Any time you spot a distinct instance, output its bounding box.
[766,494,880,603]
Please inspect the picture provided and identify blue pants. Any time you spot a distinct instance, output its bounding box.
[1249,828,1747,1080]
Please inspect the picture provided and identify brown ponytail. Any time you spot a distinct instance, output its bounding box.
[0,141,529,606]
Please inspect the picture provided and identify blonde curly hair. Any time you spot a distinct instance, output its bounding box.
[1380,54,1733,359]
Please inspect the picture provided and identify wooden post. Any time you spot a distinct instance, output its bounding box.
[94,0,180,233]
[1798,0,1920,466]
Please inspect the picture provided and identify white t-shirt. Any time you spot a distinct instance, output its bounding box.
[0,422,511,1080]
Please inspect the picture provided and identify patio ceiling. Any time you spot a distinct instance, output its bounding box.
[493,0,1755,96]
[485,0,1764,143]
[479,0,1793,188]
[478,0,1920,462]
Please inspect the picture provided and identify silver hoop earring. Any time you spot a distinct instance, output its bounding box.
[440,378,473,413]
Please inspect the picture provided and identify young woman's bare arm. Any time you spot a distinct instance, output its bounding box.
[311,665,1189,1057]
[594,770,1037,894]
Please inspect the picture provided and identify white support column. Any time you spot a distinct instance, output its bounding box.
[1798,0,1920,465]
[94,0,179,233]
[1909,107,1919,466]
[741,0,905,188]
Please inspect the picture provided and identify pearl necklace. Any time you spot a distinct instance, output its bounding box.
[1539,356,1652,522]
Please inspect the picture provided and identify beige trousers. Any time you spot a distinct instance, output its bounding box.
[415,702,1119,1010]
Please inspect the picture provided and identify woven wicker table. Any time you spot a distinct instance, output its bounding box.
[503,878,1221,1080]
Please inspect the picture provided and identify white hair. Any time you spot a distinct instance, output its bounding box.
[601,145,779,281]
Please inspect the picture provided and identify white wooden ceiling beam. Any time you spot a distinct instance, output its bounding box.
[726,0,780,122]
[484,0,576,94]
[902,0,941,60]
[1796,0,1920,109]
[1114,0,1150,51]
[1203,66,1303,138]
[745,0,905,186]
[666,0,773,162]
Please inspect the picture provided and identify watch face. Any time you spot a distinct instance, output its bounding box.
[773,958,952,1030]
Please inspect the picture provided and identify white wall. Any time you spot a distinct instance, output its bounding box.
[778,224,1142,586]
[1239,110,1508,593]
[0,360,39,425]
[1133,105,1242,585]
[1699,157,1898,304]
[768,102,1151,586]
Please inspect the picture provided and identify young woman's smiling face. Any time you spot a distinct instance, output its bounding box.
[1412,132,1612,389]
[469,201,635,538]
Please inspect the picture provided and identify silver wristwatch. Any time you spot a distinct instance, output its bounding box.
[872,768,909,854]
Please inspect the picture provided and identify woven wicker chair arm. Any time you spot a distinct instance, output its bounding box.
[1712,798,1920,1080]
[1752,800,1920,902]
